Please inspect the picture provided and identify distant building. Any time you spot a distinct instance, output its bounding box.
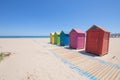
[110,33,120,38]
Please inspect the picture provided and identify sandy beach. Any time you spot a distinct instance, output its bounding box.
[0,38,88,80]
[0,38,120,80]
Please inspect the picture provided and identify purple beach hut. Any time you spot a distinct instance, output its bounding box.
[69,28,85,49]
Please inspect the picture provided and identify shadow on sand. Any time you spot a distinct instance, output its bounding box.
[64,46,77,50]
[48,42,51,44]
[64,46,99,57]
[48,43,99,57]
[78,50,99,57]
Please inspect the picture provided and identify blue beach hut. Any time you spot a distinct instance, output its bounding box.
[60,31,70,46]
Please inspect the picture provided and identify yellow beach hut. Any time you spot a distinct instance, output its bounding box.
[50,32,55,44]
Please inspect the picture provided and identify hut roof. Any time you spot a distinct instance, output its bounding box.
[61,31,69,34]
[72,28,84,33]
[55,32,60,35]
[87,25,110,32]
[50,32,55,35]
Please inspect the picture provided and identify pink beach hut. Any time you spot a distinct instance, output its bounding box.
[69,29,85,49]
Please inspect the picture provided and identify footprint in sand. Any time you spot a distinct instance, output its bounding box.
[25,72,38,80]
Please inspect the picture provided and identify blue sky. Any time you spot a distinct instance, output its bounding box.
[0,0,120,36]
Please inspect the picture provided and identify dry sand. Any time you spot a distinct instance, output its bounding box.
[0,38,120,80]
[0,38,88,80]
[95,38,120,65]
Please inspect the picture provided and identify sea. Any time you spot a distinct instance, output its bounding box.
[0,36,50,38]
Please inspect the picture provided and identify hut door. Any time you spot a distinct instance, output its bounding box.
[88,31,99,52]
[77,36,84,48]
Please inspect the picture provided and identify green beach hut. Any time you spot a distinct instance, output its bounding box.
[50,32,55,44]
[54,32,60,45]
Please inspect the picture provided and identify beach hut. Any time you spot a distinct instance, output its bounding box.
[70,29,85,49]
[85,25,110,56]
[60,31,70,46]
[50,32,55,44]
[54,32,60,45]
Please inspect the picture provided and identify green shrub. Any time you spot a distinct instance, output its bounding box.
[0,53,4,61]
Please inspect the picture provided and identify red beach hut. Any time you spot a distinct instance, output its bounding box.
[70,29,85,49]
[85,25,110,56]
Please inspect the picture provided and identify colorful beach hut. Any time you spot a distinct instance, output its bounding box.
[85,25,110,56]
[70,29,85,49]
[60,31,70,46]
[50,32,55,44]
[54,32,60,45]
